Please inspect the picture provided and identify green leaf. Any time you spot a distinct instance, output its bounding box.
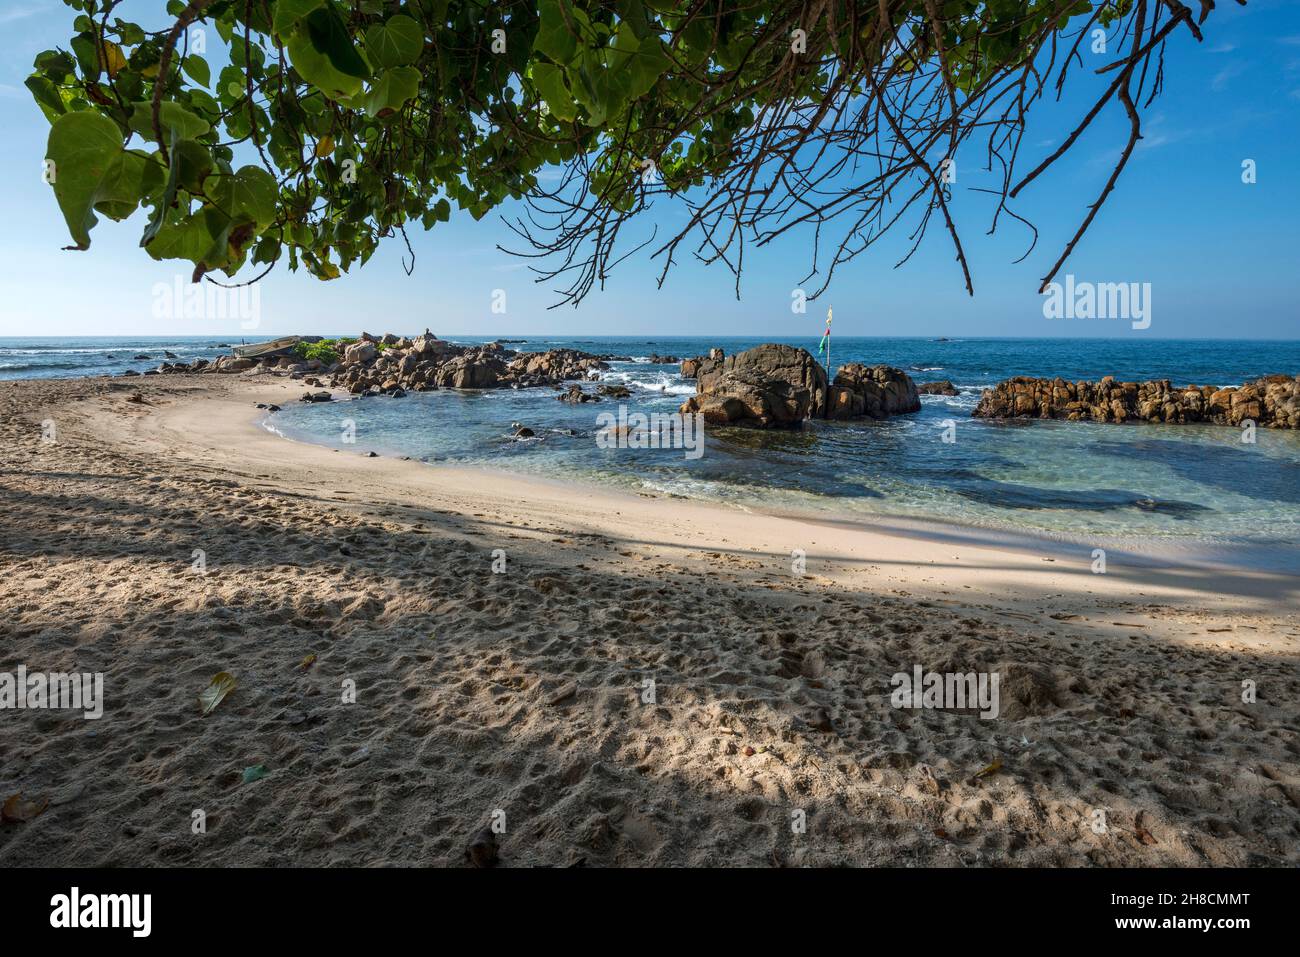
[129,100,211,141]
[34,49,77,79]
[208,165,278,228]
[45,111,124,249]
[536,0,586,65]
[610,25,669,100]
[182,55,210,87]
[93,149,156,221]
[25,76,67,123]
[272,0,324,37]
[364,15,423,68]
[147,204,234,268]
[305,6,370,79]
[287,27,365,99]
[356,66,420,117]
[532,63,576,122]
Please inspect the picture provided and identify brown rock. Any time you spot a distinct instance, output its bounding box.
[680,343,829,427]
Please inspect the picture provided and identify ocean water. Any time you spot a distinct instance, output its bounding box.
[0,336,244,379]
[6,335,1300,551]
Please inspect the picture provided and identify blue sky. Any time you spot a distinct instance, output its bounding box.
[0,0,1297,339]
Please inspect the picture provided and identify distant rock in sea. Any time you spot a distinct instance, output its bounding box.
[918,380,959,396]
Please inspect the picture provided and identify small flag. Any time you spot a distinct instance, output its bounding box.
[818,307,831,354]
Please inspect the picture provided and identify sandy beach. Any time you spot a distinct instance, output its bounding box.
[1,372,1297,867]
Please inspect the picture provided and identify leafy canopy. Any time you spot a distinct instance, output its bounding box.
[29,0,1214,297]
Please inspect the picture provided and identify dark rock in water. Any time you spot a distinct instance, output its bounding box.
[301,391,332,403]
[133,353,152,360]
[596,383,631,398]
[123,370,140,376]
[164,351,178,359]
[648,353,679,364]
[972,374,1300,429]
[830,364,922,420]
[680,343,828,427]
[466,827,498,868]
[266,404,281,412]
[513,426,535,438]
[255,403,267,409]
[918,380,959,396]
[680,344,922,428]
[557,384,599,404]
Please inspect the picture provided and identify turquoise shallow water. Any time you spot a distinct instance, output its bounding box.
[5,334,1298,550]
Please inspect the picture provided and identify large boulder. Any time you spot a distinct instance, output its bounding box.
[680,343,829,427]
[830,364,922,420]
[410,333,451,358]
[343,341,377,365]
[435,354,507,389]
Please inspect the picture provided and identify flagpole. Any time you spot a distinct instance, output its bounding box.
[823,307,832,418]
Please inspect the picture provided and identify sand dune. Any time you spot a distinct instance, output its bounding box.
[0,375,1296,866]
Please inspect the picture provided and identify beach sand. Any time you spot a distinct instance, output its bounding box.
[1,373,1297,866]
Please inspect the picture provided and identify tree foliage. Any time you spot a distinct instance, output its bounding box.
[29,0,1227,298]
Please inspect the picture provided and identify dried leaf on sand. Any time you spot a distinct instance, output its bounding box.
[199,671,236,715]
[2,793,49,823]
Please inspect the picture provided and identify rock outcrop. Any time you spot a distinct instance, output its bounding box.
[679,344,830,427]
[972,374,1300,428]
[329,342,609,396]
[154,334,615,398]
[829,364,922,420]
[679,344,924,428]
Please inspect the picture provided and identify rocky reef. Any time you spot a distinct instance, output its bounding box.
[972,374,1300,429]
[150,332,613,397]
